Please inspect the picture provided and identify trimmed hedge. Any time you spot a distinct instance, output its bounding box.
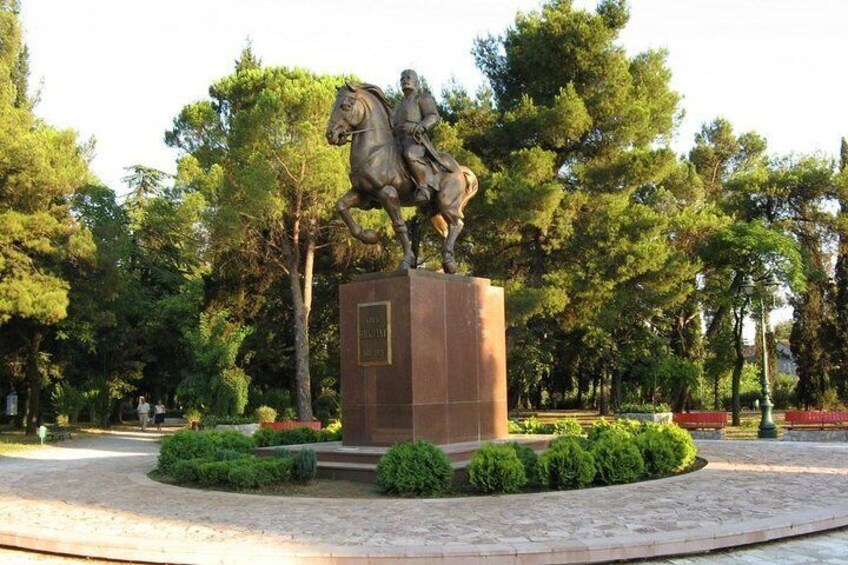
[169,456,293,489]
[376,441,452,497]
[253,425,340,447]
[468,443,527,494]
[537,436,596,489]
[158,430,255,474]
[590,434,645,485]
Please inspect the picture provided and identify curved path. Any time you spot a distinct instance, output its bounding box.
[1,433,848,564]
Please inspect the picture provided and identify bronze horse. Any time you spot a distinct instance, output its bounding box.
[325,83,478,274]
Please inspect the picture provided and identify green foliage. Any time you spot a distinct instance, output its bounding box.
[590,434,646,485]
[508,419,524,434]
[512,417,555,434]
[200,415,255,428]
[251,426,335,447]
[634,426,679,476]
[617,402,671,414]
[537,436,596,489]
[178,309,252,416]
[293,447,318,482]
[376,441,453,497]
[587,419,637,443]
[468,443,527,494]
[507,442,539,485]
[50,383,85,424]
[254,405,277,423]
[214,448,244,462]
[158,430,255,474]
[553,418,584,436]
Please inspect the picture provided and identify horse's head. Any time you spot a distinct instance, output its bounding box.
[326,83,366,146]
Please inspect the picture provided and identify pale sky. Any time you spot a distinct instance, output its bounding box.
[20,0,848,194]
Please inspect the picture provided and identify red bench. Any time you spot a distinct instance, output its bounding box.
[784,411,848,430]
[672,412,728,430]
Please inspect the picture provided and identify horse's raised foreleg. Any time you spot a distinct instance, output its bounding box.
[335,189,379,244]
[376,185,415,270]
[441,216,464,274]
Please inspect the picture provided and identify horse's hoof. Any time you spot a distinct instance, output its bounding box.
[443,259,459,274]
[358,229,379,245]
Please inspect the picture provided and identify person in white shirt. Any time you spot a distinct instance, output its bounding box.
[137,396,150,431]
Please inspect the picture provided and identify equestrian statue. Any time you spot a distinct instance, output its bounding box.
[325,69,478,274]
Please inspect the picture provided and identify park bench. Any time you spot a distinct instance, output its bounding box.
[47,425,71,442]
[672,412,728,430]
[784,410,848,430]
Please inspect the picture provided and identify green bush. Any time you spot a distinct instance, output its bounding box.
[591,434,645,485]
[197,460,233,485]
[293,447,318,482]
[376,441,452,497]
[617,402,671,414]
[214,448,243,461]
[519,417,555,434]
[468,443,527,494]
[553,418,584,436]
[537,436,596,489]
[172,458,205,483]
[227,461,258,489]
[321,420,343,441]
[587,419,638,443]
[257,457,293,483]
[253,427,278,447]
[634,426,680,476]
[158,430,255,474]
[658,424,696,471]
[272,447,292,459]
[508,419,524,434]
[254,405,277,423]
[200,415,256,428]
[508,442,539,485]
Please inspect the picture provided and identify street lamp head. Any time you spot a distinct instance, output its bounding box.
[765,273,780,289]
[742,274,755,296]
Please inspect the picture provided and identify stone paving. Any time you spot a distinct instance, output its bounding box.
[1,433,848,564]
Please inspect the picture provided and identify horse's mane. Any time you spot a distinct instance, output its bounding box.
[355,83,394,122]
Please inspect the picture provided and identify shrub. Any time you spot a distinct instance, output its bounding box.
[376,441,452,497]
[587,419,637,444]
[277,427,321,445]
[200,415,256,428]
[553,418,583,436]
[215,448,243,462]
[257,457,293,483]
[508,419,523,434]
[197,460,232,485]
[659,424,696,471]
[293,448,318,482]
[519,417,555,434]
[591,434,645,485]
[321,420,343,441]
[183,409,202,426]
[272,447,292,459]
[227,462,258,490]
[617,402,671,414]
[158,430,255,474]
[508,442,539,485]
[634,426,679,476]
[537,436,596,489]
[172,458,205,483]
[254,405,277,423]
[253,427,278,447]
[468,443,527,494]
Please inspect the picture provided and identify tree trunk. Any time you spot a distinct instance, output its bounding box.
[598,368,609,416]
[24,329,44,435]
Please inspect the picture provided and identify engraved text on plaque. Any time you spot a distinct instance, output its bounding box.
[358,301,391,366]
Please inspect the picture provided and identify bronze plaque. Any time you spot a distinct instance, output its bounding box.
[358,301,391,366]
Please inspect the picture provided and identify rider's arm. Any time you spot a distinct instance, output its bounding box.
[417,93,440,132]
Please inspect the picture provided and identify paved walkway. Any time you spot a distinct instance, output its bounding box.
[1,433,848,564]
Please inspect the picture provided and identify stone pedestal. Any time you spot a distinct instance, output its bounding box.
[339,269,508,447]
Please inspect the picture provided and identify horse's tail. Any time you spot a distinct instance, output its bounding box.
[457,167,478,220]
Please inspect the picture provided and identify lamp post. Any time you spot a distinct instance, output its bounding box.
[741,273,780,439]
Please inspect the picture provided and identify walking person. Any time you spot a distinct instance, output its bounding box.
[136,396,150,432]
[154,399,166,432]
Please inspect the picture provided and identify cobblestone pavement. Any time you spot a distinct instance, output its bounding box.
[1,433,848,564]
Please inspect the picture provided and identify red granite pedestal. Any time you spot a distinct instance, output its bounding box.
[339,269,508,447]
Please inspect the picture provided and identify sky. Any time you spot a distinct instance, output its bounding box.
[19,0,848,195]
